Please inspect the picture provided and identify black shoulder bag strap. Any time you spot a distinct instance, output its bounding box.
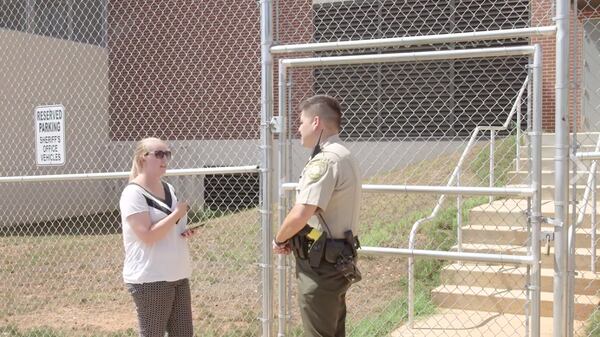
[129,182,173,215]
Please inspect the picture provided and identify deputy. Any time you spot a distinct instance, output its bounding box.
[273,95,362,337]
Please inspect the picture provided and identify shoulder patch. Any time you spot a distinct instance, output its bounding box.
[304,159,328,184]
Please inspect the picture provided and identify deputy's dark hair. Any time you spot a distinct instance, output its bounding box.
[299,95,342,129]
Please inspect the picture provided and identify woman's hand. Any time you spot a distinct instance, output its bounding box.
[180,228,196,238]
[174,201,189,217]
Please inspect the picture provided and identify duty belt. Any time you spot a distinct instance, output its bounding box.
[290,225,360,266]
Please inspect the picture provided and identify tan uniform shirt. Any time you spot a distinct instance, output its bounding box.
[296,134,361,239]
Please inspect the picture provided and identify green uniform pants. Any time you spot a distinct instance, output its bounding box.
[296,258,352,337]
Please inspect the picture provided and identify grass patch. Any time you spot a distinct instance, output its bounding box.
[348,283,435,336]
[344,196,487,336]
[586,310,600,337]
[359,209,428,247]
[187,207,231,224]
[470,134,519,186]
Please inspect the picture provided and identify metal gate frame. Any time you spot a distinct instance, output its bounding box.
[259,1,579,336]
[260,5,546,333]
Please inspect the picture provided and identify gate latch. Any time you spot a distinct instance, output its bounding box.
[541,231,554,256]
[270,116,282,134]
[542,217,563,228]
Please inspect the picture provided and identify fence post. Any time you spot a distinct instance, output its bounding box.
[490,129,495,203]
[554,0,571,336]
[260,1,275,336]
[276,57,289,337]
[531,43,543,337]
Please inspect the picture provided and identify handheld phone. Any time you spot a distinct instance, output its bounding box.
[186,222,206,231]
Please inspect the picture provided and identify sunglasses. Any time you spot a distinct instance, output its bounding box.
[145,150,172,160]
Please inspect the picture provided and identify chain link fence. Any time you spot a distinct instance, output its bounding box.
[0,0,597,336]
[573,1,600,336]
[278,49,535,335]
[1,1,263,336]
[272,0,567,336]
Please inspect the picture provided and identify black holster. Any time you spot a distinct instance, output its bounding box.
[290,225,312,260]
[325,230,362,283]
[290,225,328,268]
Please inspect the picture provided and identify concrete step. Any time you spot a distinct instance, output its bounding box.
[469,199,599,228]
[509,170,600,185]
[454,243,600,271]
[521,144,598,157]
[538,132,600,146]
[514,157,600,171]
[513,158,555,171]
[440,263,600,295]
[391,309,581,337]
[462,225,595,248]
[539,184,600,199]
[501,183,600,200]
[431,285,599,320]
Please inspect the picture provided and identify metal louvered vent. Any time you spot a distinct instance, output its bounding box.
[312,0,530,140]
[204,172,259,212]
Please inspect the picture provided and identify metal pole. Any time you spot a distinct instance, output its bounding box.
[0,166,261,183]
[554,0,570,336]
[457,169,463,254]
[282,46,535,68]
[593,174,597,274]
[259,1,274,336]
[408,254,415,327]
[271,27,556,54]
[490,129,496,203]
[530,43,543,337]
[360,247,535,264]
[517,95,522,173]
[276,61,288,337]
[567,1,579,334]
[576,152,600,160]
[285,71,294,332]
[281,182,535,197]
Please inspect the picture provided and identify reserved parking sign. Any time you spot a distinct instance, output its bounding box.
[35,105,66,166]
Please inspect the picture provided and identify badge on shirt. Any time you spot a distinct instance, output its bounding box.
[304,159,328,184]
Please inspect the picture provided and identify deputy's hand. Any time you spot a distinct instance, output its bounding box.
[272,239,291,255]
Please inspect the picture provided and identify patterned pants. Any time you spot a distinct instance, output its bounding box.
[126,278,194,337]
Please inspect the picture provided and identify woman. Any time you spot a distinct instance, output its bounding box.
[119,137,196,337]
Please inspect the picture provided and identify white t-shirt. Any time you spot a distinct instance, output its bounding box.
[119,182,192,284]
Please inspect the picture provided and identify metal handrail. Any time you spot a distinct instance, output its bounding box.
[407,76,530,327]
[574,135,600,272]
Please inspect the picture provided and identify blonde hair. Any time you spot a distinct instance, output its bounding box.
[129,137,164,181]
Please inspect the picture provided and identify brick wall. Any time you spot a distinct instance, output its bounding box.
[532,0,600,131]
[107,0,317,141]
[108,1,261,141]
[274,0,314,136]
